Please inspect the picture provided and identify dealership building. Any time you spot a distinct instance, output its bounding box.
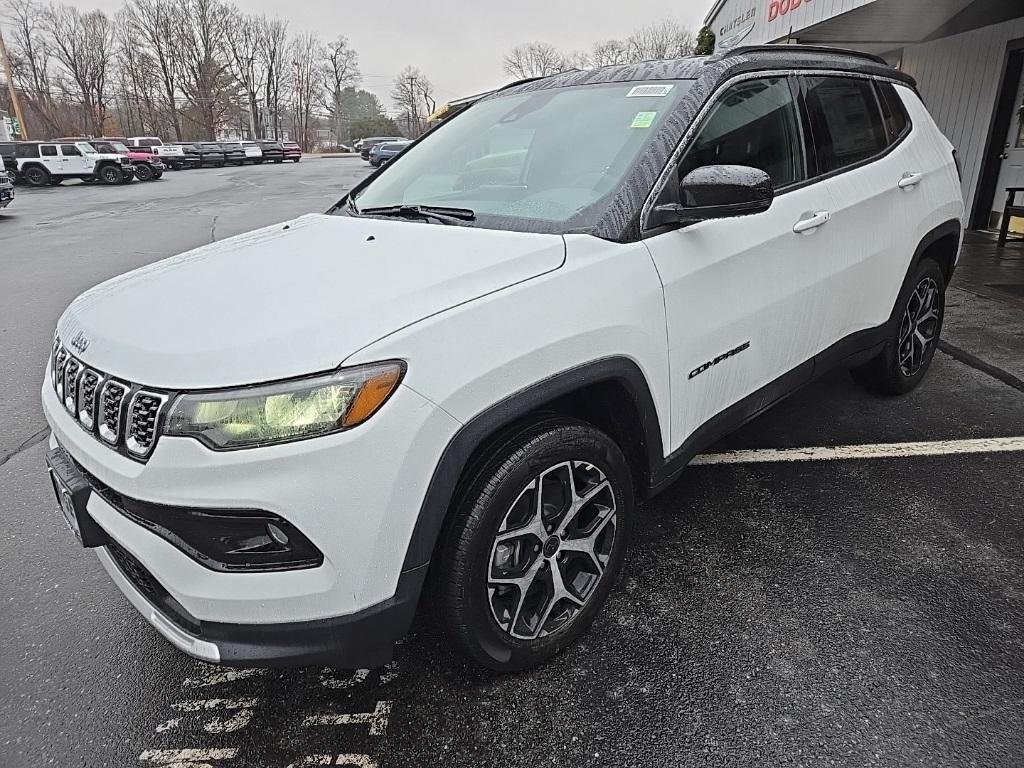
[704,0,1024,231]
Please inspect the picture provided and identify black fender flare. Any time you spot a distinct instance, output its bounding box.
[400,356,665,570]
[911,219,962,283]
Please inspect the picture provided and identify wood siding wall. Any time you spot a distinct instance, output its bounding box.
[901,17,1024,220]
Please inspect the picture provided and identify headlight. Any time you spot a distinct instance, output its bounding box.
[165,361,405,450]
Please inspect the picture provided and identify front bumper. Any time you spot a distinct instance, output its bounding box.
[97,540,427,667]
[42,375,461,664]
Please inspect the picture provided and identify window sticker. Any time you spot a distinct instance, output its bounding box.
[631,111,657,129]
[626,84,674,98]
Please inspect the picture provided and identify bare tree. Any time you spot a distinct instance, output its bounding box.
[322,35,359,145]
[224,7,264,137]
[591,39,628,67]
[623,19,695,62]
[502,41,567,79]
[260,17,288,139]
[174,0,234,139]
[288,31,323,149]
[3,0,63,135]
[46,3,116,135]
[123,0,183,139]
[391,65,433,138]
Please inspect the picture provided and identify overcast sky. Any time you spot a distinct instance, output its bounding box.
[74,0,708,112]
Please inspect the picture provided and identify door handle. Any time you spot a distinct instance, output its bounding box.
[793,210,831,234]
[898,172,924,189]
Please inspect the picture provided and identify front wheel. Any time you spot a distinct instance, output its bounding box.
[851,258,946,396]
[437,419,632,671]
[134,163,154,182]
[99,164,123,185]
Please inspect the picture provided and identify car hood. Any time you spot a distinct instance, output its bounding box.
[57,213,566,389]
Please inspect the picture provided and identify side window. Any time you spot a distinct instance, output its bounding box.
[59,144,82,157]
[15,144,36,158]
[41,145,58,157]
[875,82,911,144]
[136,139,154,148]
[803,76,888,174]
[678,77,805,189]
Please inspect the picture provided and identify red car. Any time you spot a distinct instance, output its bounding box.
[282,141,302,162]
[92,138,164,181]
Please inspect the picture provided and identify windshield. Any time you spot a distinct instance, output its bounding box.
[111,142,129,153]
[351,80,690,227]
[76,142,98,156]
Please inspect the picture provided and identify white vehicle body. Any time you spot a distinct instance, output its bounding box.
[126,137,185,161]
[17,141,129,184]
[240,141,263,161]
[42,48,964,669]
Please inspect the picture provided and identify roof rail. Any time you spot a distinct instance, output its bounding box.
[722,44,889,67]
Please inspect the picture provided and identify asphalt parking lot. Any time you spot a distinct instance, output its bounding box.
[2,160,1023,768]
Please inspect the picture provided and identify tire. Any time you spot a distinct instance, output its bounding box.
[851,258,946,396]
[134,163,154,182]
[437,418,633,672]
[292,157,300,163]
[98,164,122,185]
[153,171,163,180]
[23,165,49,187]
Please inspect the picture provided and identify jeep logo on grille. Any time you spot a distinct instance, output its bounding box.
[70,331,90,354]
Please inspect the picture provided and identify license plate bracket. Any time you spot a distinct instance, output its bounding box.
[46,446,110,548]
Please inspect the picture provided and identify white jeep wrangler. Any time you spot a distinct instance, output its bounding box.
[16,141,130,187]
[43,46,964,671]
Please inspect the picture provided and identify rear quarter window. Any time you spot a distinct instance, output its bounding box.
[875,81,911,144]
[803,75,888,174]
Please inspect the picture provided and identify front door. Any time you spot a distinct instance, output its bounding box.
[58,144,90,174]
[643,76,835,452]
[995,62,1024,230]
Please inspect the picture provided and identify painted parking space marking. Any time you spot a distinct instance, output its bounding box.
[182,664,266,688]
[303,701,393,736]
[691,435,1024,465]
[285,756,378,767]
[138,747,238,765]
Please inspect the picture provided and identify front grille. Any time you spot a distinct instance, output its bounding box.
[51,336,170,462]
[127,392,165,456]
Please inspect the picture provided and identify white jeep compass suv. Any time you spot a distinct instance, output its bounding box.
[42,46,964,671]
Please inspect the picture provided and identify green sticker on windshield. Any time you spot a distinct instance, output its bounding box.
[631,111,657,129]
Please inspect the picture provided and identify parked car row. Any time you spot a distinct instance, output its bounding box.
[170,140,302,168]
[0,156,14,209]
[0,137,304,188]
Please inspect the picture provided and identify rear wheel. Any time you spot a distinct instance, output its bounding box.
[98,164,122,185]
[23,165,49,187]
[437,419,632,671]
[851,258,946,396]
[134,163,154,181]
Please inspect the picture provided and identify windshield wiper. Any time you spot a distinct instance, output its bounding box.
[359,204,476,225]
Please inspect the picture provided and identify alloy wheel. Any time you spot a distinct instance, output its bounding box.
[898,276,941,377]
[487,461,617,641]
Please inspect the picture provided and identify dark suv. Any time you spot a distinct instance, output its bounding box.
[257,140,285,164]
[358,136,404,160]
[171,143,203,169]
[218,142,246,166]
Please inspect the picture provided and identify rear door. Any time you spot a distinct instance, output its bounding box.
[39,145,62,174]
[800,75,914,337]
[643,75,838,450]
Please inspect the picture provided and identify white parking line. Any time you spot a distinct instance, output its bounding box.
[691,436,1024,465]
[138,747,237,764]
[303,701,393,736]
[182,665,266,688]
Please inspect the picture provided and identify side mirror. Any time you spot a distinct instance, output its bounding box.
[653,164,774,226]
